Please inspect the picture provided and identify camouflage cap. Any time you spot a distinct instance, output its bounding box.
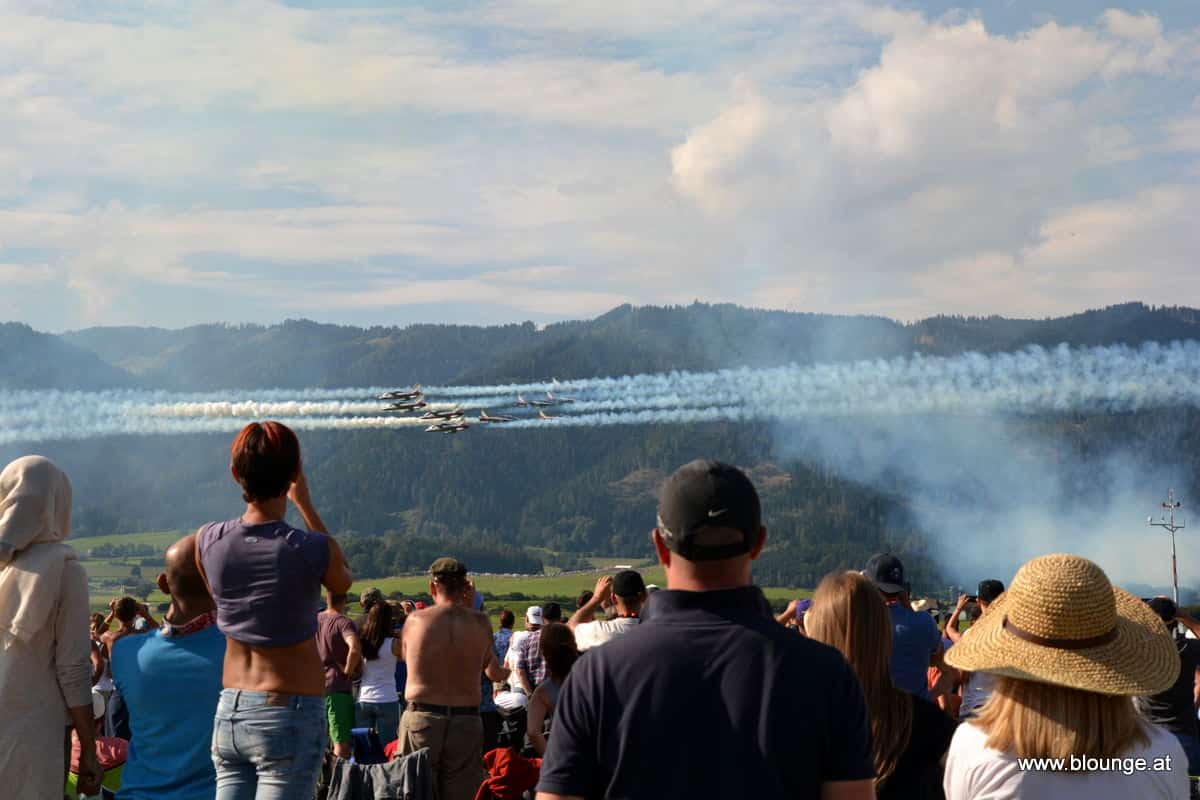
[359,587,384,611]
[430,557,468,578]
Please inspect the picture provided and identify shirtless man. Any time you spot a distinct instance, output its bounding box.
[399,558,510,800]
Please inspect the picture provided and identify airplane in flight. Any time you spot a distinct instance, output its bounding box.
[384,399,427,412]
[419,407,465,421]
[378,386,422,401]
[425,420,470,434]
[538,409,561,420]
[478,410,517,423]
[544,390,576,404]
[516,394,552,407]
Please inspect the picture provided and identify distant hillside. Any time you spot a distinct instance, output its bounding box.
[910,304,1200,354]
[5,302,1200,590]
[62,319,544,391]
[29,301,1200,392]
[4,422,939,590]
[0,323,136,389]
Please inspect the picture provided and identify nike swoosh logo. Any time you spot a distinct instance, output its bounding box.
[707,509,727,517]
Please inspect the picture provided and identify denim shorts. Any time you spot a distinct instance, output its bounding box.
[211,688,327,800]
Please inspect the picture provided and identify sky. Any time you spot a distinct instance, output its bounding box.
[0,0,1197,331]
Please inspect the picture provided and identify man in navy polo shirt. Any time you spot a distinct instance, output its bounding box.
[536,460,875,800]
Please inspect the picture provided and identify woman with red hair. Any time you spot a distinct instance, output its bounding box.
[197,421,352,799]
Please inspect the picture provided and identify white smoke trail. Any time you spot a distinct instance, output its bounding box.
[130,400,463,418]
[3,340,1200,444]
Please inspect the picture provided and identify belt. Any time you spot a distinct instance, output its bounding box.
[409,702,480,717]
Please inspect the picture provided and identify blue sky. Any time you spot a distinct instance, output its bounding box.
[0,0,1197,330]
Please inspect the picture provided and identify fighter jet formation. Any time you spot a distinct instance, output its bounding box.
[384,399,427,412]
[515,393,553,407]
[425,420,470,434]
[373,382,573,435]
[378,386,423,401]
[419,407,465,421]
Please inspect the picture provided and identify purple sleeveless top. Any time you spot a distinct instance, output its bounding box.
[197,518,330,647]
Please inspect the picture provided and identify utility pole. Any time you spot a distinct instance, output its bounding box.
[1149,489,1185,605]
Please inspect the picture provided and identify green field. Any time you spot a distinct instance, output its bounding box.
[73,530,188,552]
[348,567,812,616]
[81,561,140,579]
[77,532,813,614]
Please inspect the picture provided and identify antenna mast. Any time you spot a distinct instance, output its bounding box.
[1149,489,1185,605]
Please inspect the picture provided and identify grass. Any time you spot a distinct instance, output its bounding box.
[80,561,140,578]
[349,567,812,615]
[72,530,186,552]
[76,533,815,614]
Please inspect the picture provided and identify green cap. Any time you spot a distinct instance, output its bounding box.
[430,557,468,578]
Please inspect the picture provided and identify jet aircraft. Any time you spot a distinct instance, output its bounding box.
[384,399,427,412]
[516,393,552,407]
[538,409,561,420]
[478,410,517,423]
[419,407,465,421]
[425,421,470,434]
[545,390,576,404]
[378,386,422,401]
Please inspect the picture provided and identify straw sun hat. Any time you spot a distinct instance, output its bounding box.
[945,553,1178,696]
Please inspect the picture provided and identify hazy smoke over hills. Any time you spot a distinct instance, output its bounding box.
[2,340,1196,588]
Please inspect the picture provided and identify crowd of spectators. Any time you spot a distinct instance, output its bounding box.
[1,424,1198,799]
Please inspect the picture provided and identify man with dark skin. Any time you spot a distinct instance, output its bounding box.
[398,558,510,800]
[110,534,226,800]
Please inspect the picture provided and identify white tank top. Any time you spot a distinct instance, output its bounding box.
[358,637,399,704]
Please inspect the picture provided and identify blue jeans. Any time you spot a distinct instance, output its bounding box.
[355,700,402,743]
[211,689,327,800]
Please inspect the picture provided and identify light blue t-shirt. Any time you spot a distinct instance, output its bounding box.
[888,604,940,699]
[111,624,226,800]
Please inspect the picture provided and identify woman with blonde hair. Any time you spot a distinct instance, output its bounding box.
[943,553,1186,799]
[0,455,103,796]
[807,570,958,799]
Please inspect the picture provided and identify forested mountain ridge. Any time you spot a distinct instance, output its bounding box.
[3,422,939,590]
[32,301,1200,392]
[0,323,137,389]
[4,302,1199,591]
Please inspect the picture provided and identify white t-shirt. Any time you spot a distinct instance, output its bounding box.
[357,637,399,704]
[944,718,1188,800]
[573,617,639,652]
[505,630,531,671]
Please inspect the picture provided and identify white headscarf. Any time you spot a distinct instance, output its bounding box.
[0,455,76,648]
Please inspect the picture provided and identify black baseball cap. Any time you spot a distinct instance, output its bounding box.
[1147,597,1177,624]
[657,460,761,562]
[863,553,907,594]
[977,579,1005,604]
[612,570,646,597]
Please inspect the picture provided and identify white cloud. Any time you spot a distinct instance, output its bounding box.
[0,263,57,285]
[666,9,1200,317]
[0,3,720,133]
[0,2,1198,328]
